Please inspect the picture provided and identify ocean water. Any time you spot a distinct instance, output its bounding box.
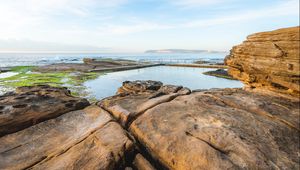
[0,52,227,67]
[85,66,243,99]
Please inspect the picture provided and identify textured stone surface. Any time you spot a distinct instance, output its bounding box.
[0,105,133,170]
[129,88,299,170]
[133,154,156,170]
[36,59,153,72]
[99,80,190,127]
[0,85,89,137]
[225,26,300,96]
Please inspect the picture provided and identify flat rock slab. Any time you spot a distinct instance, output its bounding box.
[99,80,191,127]
[0,85,89,137]
[129,88,299,169]
[0,105,133,170]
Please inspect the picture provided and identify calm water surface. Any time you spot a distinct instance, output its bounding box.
[84,66,243,99]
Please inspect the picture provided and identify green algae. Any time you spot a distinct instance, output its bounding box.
[0,66,103,101]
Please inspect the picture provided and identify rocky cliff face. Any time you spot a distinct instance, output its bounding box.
[225,26,300,97]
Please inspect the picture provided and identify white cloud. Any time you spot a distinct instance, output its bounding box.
[0,0,298,52]
[184,0,299,27]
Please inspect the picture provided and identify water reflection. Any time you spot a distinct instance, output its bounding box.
[84,66,243,99]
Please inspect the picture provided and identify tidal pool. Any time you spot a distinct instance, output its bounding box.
[84,66,243,99]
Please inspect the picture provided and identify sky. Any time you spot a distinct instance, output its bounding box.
[0,0,299,53]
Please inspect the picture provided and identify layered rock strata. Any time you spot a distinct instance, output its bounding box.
[225,26,300,96]
[0,90,134,170]
[0,85,89,137]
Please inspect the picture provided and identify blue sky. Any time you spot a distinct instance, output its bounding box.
[0,0,298,53]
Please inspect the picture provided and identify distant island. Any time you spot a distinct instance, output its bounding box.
[145,49,226,53]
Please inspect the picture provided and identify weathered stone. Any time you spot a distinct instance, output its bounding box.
[99,81,190,127]
[133,154,156,170]
[32,122,133,170]
[0,85,90,137]
[225,26,300,96]
[0,105,133,170]
[36,59,153,73]
[118,80,163,94]
[129,89,299,170]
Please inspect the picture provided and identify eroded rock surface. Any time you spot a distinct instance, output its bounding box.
[0,105,133,170]
[0,85,89,137]
[1,27,299,170]
[225,26,300,96]
[129,88,299,170]
[36,59,156,72]
[97,80,299,170]
[99,80,191,127]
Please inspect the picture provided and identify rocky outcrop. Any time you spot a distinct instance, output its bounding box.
[1,27,299,170]
[36,58,158,72]
[0,98,133,170]
[99,80,191,127]
[225,26,300,96]
[0,85,89,137]
[100,81,299,170]
[0,80,299,170]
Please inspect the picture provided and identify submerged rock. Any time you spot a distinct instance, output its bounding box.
[0,85,89,137]
[225,26,300,97]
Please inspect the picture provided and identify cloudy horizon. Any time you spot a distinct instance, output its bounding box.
[0,0,299,53]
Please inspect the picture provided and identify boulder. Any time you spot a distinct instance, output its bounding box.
[225,26,300,96]
[0,85,89,137]
[129,88,299,170]
[0,105,134,170]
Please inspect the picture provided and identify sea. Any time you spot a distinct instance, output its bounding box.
[0,52,227,67]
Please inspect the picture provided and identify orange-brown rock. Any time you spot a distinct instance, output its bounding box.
[133,154,156,170]
[96,80,300,169]
[99,81,190,127]
[225,26,300,96]
[0,105,134,170]
[0,85,89,137]
[129,88,299,169]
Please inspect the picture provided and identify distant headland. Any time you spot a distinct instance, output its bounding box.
[144,49,227,53]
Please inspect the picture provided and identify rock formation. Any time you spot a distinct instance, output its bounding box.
[225,26,300,97]
[36,58,157,72]
[0,87,134,170]
[0,85,89,137]
[99,81,299,170]
[0,27,299,170]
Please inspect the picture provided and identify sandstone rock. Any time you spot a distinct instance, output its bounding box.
[99,81,190,127]
[0,105,133,170]
[127,88,299,169]
[133,154,156,170]
[0,85,89,137]
[117,80,163,94]
[36,58,143,72]
[225,26,300,96]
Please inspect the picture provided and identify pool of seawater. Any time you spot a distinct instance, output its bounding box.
[84,66,243,99]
